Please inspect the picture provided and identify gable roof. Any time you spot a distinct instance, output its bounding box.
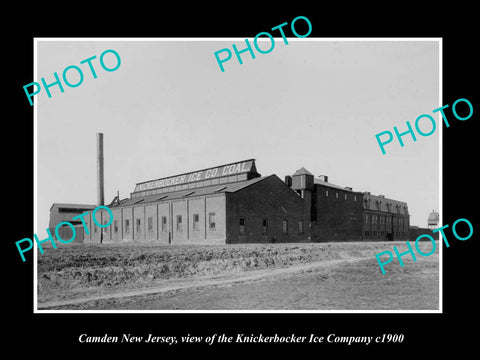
[49,203,97,212]
[111,176,269,208]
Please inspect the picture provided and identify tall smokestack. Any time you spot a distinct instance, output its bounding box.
[96,133,105,206]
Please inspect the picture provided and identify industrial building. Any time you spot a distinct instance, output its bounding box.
[74,158,411,245]
[48,133,422,245]
[82,159,307,244]
[285,168,409,242]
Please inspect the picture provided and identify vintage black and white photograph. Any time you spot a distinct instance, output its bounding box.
[34,39,441,312]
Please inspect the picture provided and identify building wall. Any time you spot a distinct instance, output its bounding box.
[83,195,227,244]
[122,206,134,242]
[363,211,410,241]
[157,202,170,244]
[409,226,439,240]
[172,199,188,243]
[145,204,158,241]
[188,198,205,242]
[225,176,308,244]
[49,205,95,242]
[312,185,364,241]
[205,195,226,242]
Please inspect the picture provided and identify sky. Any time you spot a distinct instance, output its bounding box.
[35,39,440,234]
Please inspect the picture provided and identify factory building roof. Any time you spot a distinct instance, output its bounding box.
[313,178,358,192]
[362,192,408,214]
[111,175,269,208]
[49,203,96,212]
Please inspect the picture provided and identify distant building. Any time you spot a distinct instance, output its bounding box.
[428,210,439,229]
[362,193,409,241]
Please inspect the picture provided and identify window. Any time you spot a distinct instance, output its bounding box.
[208,213,216,230]
[176,215,182,231]
[298,220,304,234]
[161,216,167,231]
[282,219,288,234]
[136,218,141,232]
[262,219,268,235]
[125,219,130,233]
[354,196,357,201]
[114,220,118,233]
[336,192,339,199]
[239,217,246,234]
[58,207,87,214]
[365,214,369,224]
[325,190,329,197]
[193,214,199,230]
[147,217,153,232]
[345,194,347,200]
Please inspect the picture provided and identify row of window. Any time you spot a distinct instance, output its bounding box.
[239,218,304,235]
[364,214,408,228]
[364,200,408,214]
[364,231,408,237]
[108,215,304,236]
[324,190,357,201]
[110,213,217,234]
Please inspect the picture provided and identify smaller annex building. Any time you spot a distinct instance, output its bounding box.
[49,203,96,243]
[82,159,308,245]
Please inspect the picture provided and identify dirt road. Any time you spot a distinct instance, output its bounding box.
[38,251,439,311]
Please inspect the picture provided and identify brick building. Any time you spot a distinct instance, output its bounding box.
[362,193,409,241]
[83,159,307,244]
[49,203,96,243]
[53,159,413,244]
[285,168,364,242]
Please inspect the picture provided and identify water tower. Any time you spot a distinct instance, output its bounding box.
[427,210,439,229]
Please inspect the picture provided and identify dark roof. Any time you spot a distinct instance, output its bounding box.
[363,193,408,214]
[292,167,313,176]
[49,203,97,212]
[111,176,269,208]
[313,178,358,192]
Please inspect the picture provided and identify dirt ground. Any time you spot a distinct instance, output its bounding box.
[36,241,440,311]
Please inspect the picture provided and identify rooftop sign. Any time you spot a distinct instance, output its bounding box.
[134,159,256,192]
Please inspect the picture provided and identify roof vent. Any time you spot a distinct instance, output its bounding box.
[318,175,328,182]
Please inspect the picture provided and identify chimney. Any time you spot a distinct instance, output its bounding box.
[96,133,105,206]
[318,175,328,182]
[285,175,292,187]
